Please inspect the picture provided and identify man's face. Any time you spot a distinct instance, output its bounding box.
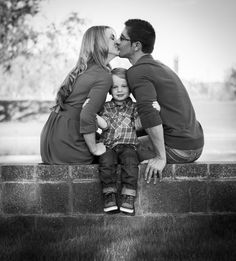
[116,27,135,58]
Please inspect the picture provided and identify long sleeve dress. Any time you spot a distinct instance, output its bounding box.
[40,63,112,164]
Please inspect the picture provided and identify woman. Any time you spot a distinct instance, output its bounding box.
[40,26,119,164]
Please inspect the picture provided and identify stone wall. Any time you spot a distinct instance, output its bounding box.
[0,162,235,216]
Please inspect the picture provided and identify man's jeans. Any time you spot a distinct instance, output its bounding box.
[137,136,203,163]
[99,144,139,196]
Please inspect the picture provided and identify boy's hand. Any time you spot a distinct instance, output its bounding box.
[93,142,106,156]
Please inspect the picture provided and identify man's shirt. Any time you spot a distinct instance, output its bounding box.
[127,54,204,150]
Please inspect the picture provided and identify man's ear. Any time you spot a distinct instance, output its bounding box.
[133,41,142,51]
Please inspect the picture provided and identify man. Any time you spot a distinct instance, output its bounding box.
[116,19,204,184]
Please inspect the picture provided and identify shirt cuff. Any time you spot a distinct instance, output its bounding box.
[141,112,162,129]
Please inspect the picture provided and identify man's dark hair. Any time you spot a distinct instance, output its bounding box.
[125,19,156,53]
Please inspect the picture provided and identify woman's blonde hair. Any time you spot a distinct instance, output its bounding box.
[56,26,111,109]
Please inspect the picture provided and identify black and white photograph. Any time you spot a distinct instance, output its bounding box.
[0,0,236,260]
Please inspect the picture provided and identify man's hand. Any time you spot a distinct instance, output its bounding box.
[141,156,166,184]
[93,142,106,156]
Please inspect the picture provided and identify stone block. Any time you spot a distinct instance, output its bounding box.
[134,180,142,215]
[40,183,70,214]
[0,183,2,214]
[71,165,99,180]
[2,183,40,214]
[175,163,208,178]
[209,163,236,178]
[1,165,35,181]
[36,164,70,181]
[189,181,208,212]
[208,181,236,212]
[72,182,103,214]
[140,180,190,214]
[162,164,174,178]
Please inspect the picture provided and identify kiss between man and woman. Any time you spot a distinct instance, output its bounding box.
[40,19,204,214]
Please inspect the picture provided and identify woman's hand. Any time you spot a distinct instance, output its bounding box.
[82,98,90,108]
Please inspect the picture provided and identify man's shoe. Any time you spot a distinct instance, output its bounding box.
[120,195,135,214]
[103,193,118,213]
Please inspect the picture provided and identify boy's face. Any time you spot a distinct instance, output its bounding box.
[111,75,130,103]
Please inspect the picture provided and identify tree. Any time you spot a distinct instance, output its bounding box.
[0,0,42,70]
[0,11,86,99]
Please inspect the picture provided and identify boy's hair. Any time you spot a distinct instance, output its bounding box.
[109,68,128,94]
[125,19,155,53]
[111,67,127,79]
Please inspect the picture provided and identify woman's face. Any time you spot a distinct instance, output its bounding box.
[105,28,120,57]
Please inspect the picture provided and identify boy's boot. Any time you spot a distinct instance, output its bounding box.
[120,194,135,215]
[103,192,118,213]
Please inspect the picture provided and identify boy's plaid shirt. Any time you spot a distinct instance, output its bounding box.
[99,97,139,149]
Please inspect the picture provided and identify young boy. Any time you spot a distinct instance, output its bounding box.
[97,68,141,215]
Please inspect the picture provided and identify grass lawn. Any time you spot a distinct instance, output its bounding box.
[0,214,235,261]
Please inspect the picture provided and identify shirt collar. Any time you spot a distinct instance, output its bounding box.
[135,54,153,65]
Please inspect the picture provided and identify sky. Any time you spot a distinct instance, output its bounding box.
[38,0,236,82]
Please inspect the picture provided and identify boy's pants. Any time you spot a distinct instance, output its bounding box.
[99,144,139,197]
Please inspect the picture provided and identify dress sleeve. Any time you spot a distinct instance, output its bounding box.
[80,72,112,134]
[127,66,162,129]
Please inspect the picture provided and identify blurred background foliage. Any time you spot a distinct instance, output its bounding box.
[0,0,86,100]
[0,0,40,68]
[0,0,236,101]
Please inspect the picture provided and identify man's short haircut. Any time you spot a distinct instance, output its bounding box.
[125,19,156,53]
